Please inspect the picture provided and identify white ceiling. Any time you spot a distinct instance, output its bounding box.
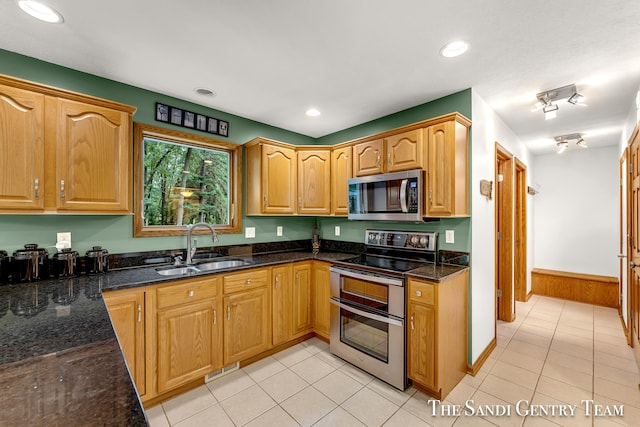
[2,0,640,155]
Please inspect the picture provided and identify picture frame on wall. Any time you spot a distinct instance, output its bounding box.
[170,107,183,125]
[207,117,218,134]
[183,111,195,128]
[156,103,169,122]
[196,114,207,131]
[218,120,229,137]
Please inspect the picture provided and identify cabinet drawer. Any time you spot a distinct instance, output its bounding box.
[408,279,435,305]
[157,277,219,309]
[223,268,269,294]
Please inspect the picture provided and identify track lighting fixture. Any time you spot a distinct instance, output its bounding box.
[533,84,585,119]
[554,133,585,154]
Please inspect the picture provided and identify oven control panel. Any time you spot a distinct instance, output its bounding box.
[365,230,437,251]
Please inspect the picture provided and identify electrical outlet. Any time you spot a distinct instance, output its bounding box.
[335,226,341,236]
[245,227,256,238]
[445,230,455,244]
[57,232,71,249]
[276,226,283,236]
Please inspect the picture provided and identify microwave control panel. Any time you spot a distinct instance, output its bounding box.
[365,230,437,251]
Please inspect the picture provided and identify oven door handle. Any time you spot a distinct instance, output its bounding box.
[330,297,404,327]
[329,266,404,287]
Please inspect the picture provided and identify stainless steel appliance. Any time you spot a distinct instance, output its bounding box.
[85,246,109,274]
[12,244,49,282]
[330,229,437,390]
[347,169,423,221]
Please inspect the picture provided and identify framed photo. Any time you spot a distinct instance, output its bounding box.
[156,103,169,122]
[170,107,183,125]
[218,120,229,137]
[196,114,207,131]
[207,117,218,134]
[183,111,195,128]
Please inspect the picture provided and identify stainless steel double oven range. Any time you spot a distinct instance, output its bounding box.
[329,229,437,390]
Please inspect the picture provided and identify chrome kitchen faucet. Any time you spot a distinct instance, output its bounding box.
[185,222,219,264]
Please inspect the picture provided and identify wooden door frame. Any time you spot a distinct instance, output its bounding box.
[621,148,631,344]
[495,143,514,322]
[514,158,528,302]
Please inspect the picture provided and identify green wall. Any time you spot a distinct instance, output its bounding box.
[0,48,471,255]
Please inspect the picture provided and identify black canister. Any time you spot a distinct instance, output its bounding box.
[52,248,79,278]
[12,244,49,282]
[0,250,7,284]
[86,246,109,274]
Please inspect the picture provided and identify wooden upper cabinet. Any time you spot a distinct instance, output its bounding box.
[426,118,469,217]
[297,148,331,215]
[386,129,424,172]
[0,74,135,214]
[0,83,45,211]
[54,98,132,212]
[353,138,384,176]
[331,146,352,216]
[245,139,297,215]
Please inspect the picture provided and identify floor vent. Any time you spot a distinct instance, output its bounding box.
[204,362,240,383]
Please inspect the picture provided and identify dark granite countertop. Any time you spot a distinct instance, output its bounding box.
[0,247,467,426]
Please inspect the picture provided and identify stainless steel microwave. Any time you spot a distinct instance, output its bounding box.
[347,169,423,221]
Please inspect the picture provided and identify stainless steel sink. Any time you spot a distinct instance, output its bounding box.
[156,258,253,276]
[156,266,199,276]
[195,259,252,271]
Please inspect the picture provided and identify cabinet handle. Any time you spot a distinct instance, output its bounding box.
[34,179,39,200]
[429,189,433,205]
[213,308,217,325]
[137,303,142,323]
[246,279,252,285]
[296,272,299,285]
[298,196,302,209]
[227,304,230,320]
[387,152,391,167]
[410,313,415,331]
[376,153,381,168]
[263,194,267,207]
[275,275,279,289]
[188,290,195,297]
[60,180,65,200]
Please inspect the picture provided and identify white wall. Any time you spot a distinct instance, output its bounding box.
[533,146,619,277]
[470,90,534,363]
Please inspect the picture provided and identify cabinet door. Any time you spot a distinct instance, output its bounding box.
[292,263,312,335]
[272,265,292,346]
[312,261,331,339]
[103,288,146,396]
[224,287,271,364]
[426,122,454,216]
[331,146,352,215]
[157,298,221,392]
[55,98,131,212]
[262,144,296,214]
[0,84,44,211]
[386,129,424,172]
[297,149,331,215]
[407,301,437,390]
[353,139,384,176]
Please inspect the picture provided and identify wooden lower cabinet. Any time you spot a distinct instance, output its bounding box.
[272,264,293,346]
[103,287,146,397]
[223,268,272,364]
[312,261,331,338]
[407,270,468,400]
[292,262,312,335]
[155,277,222,394]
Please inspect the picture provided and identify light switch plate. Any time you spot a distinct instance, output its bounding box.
[57,232,71,249]
[245,227,256,238]
[276,226,283,236]
[445,230,455,244]
[335,226,341,236]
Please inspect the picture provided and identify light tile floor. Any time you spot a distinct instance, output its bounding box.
[145,295,640,426]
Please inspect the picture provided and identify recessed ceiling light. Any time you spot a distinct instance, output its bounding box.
[440,40,469,58]
[305,108,321,117]
[18,1,63,23]
[195,87,216,97]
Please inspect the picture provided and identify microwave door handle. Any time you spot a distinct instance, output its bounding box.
[400,179,408,212]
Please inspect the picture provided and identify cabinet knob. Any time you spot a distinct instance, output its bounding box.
[188,290,195,297]
[415,290,422,297]
[246,279,252,285]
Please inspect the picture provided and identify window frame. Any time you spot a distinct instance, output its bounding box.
[133,122,242,237]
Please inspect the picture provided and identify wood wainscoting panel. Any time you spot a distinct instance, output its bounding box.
[531,268,619,308]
